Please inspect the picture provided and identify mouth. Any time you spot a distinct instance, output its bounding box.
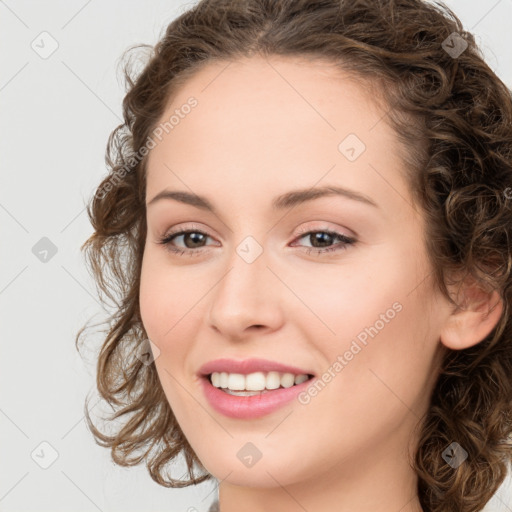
[203,371,316,396]
[197,358,317,416]
[200,369,316,419]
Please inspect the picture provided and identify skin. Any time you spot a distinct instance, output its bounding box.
[139,55,503,512]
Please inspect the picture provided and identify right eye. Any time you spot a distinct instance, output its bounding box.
[157,228,217,256]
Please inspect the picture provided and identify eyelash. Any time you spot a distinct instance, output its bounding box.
[157,225,356,257]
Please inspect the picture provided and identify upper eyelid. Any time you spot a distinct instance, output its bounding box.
[163,224,213,240]
[162,220,354,237]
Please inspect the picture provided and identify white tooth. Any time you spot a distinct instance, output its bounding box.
[224,389,267,396]
[265,371,281,390]
[294,374,309,385]
[280,372,295,388]
[227,373,246,390]
[245,372,267,391]
[211,371,310,391]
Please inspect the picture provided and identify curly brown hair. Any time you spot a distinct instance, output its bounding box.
[76,0,512,510]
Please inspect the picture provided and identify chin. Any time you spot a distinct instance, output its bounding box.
[202,453,302,489]
[219,470,288,488]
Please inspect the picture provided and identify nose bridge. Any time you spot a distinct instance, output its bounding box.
[207,234,284,335]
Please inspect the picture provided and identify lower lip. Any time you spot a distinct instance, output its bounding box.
[200,375,314,419]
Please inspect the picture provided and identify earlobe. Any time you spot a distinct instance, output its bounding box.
[440,284,504,351]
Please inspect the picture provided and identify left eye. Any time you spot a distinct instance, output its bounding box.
[157,229,356,256]
[291,230,356,254]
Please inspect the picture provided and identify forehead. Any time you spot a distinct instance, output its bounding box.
[145,55,412,217]
[152,55,387,148]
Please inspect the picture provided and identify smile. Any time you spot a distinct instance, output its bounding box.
[210,370,311,393]
[201,372,315,419]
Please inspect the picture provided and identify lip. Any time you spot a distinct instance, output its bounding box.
[197,358,315,419]
[198,357,314,377]
[200,374,314,419]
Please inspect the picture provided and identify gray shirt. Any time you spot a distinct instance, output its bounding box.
[208,498,219,512]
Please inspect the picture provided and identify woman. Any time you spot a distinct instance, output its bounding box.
[77,1,512,511]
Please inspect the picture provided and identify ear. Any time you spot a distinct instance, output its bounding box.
[440,277,504,350]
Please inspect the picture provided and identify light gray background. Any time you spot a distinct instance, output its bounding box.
[1,1,512,511]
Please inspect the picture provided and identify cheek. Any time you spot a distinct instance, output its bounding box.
[285,252,407,343]
[139,249,206,379]
[139,253,197,418]
[139,249,191,340]
[139,259,166,341]
[290,274,437,463]
[293,245,438,402]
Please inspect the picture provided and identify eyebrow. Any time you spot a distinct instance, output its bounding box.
[147,185,379,212]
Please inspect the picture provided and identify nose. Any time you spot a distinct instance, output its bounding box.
[207,246,285,340]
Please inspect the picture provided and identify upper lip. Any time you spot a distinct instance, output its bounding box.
[198,358,315,377]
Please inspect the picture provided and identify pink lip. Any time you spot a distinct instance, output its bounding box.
[197,358,315,419]
[198,357,314,377]
[200,375,314,419]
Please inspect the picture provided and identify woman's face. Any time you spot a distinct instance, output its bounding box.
[139,56,452,495]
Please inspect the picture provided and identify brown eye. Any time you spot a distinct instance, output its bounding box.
[292,230,356,255]
[158,229,215,255]
[157,228,356,257]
